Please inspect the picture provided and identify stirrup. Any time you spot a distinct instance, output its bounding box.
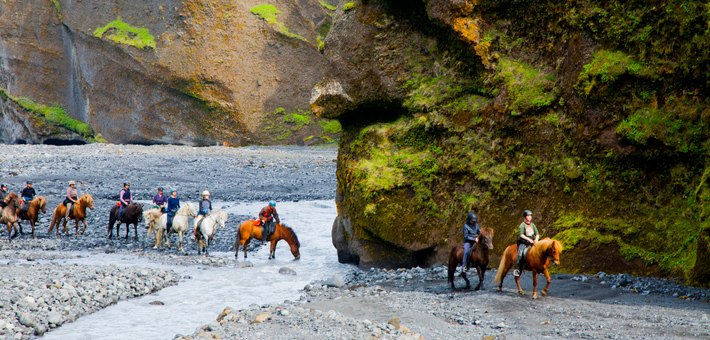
[513,269,520,277]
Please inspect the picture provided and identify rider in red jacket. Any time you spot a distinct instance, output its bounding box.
[258,201,279,242]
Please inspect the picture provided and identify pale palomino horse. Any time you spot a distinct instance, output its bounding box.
[194,210,227,255]
[143,208,167,249]
[170,202,196,252]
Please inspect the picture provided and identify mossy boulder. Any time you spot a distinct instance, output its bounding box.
[317,0,710,283]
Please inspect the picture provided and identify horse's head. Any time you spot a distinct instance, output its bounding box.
[5,192,19,204]
[281,224,301,260]
[544,239,562,266]
[478,227,494,250]
[37,196,47,214]
[134,204,144,222]
[82,195,95,210]
[186,202,197,217]
[217,210,228,229]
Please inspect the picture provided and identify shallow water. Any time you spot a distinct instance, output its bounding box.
[41,200,354,340]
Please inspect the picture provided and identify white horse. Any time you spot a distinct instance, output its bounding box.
[143,208,168,249]
[194,210,227,256]
[171,202,197,252]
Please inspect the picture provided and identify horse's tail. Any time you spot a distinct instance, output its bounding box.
[48,207,58,234]
[493,245,513,285]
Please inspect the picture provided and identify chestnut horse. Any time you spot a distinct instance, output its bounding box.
[448,227,494,290]
[48,194,95,237]
[0,193,21,239]
[493,238,563,299]
[234,220,300,260]
[18,196,47,236]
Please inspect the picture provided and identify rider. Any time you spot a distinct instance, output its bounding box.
[118,182,133,220]
[462,212,480,271]
[514,210,539,277]
[194,190,212,238]
[152,187,168,213]
[259,201,280,242]
[64,181,79,220]
[166,189,180,230]
[19,180,37,217]
[0,183,8,209]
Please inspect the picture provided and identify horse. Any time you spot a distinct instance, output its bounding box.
[108,203,143,240]
[234,220,300,260]
[18,196,47,236]
[448,227,494,290]
[169,202,196,252]
[48,194,95,237]
[493,238,563,299]
[0,193,21,240]
[143,208,167,249]
[194,210,228,255]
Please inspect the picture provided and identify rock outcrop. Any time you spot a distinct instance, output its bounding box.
[315,0,710,283]
[0,0,340,145]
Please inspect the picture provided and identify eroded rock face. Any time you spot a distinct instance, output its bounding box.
[0,0,337,145]
[318,0,710,282]
[0,92,87,144]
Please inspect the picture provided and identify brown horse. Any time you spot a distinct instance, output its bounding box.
[18,196,47,236]
[448,227,494,290]
[0,193,21,240]
[108,203,143,240]
[234,220,300,260]
[493,238,563,299]
[48,194,95,237]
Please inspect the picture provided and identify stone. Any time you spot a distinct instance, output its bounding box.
[18,313,35,328]
[47,313,63,325]
[388,317,401,329]
[324,275,344,288]
[34,324,47,336]
[241,261,254,268]
[217,307,234,322]
[252,313,271,324]
[279,267,297,275]
[207,321,221,332]
[280,309,290,316]
[149,301,165,305]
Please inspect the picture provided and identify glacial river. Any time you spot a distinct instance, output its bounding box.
[41,200,355,340]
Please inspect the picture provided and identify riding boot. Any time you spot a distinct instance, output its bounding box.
[462,242,472,271]
[65,204,72,220]
[514,244,526,277]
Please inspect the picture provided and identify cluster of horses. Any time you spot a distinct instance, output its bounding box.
[0,193,300,260]
[447,227,563,299]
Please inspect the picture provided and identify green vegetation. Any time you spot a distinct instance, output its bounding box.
[319,1,336,11]
[576,50,656,96]
[250,4,308,42]
[616,104,708,154]
[93,19,156,49]
[496,58,556,114]
[51,0,61,21]
[343,2,356,11]
[319,119,342,134]
[0,88,101,141]
[261,108,341,142]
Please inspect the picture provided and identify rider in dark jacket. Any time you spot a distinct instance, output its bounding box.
[166,189,180,229]
[0,183,8,209]
[118,183,133,220]
[259,201,279,242]
[194,190,212,239]
[462,212,480,270]
[19,181,37,217]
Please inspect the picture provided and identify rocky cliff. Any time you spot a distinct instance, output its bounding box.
[0,0,341,145]
[313,0,710,286]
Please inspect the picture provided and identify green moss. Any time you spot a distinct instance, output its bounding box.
[319,1,336,11]
[576,50,657,96]
[51,0,61,21]
[343,2,357,11]
[496,58,556,114]
[616,104,708,154]
[250,4,308,42]
[94,19,156,49]
[319,119,342,134]
[0,88,96,138]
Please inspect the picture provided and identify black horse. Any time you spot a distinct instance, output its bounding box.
[108,203,143,240]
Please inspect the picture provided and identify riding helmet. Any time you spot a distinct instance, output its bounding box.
[170,188,177,193]
[68,180,75,185]
[158,187,164,191]
[1,183,7,188]
[123,182,130,187]
[269,201,276,207]
[467,212,477,223]
[523,210,533,217]
[202,190,210,197]
[26,180,32,184]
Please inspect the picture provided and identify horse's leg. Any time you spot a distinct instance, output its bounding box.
[461,271,470,289]
[542,268,552,296]
[30,219,35,237]
[531,269,539,299]
[243,238,251,259]
[10,222,18,239]
[74,219,80,238]
[81,219,87,235]
[125,223,130,239]
[17,220,24,235]
[178,231,184,252]
[475,266,485,291]
[133,223,139,241]
[514,275,524,295]
[269,240,277,260]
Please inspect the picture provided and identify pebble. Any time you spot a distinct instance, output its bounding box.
[278,267,297,275]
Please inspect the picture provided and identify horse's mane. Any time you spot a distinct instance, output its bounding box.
[480,227,493,239]
[5,192,18,202]
[282,224,300,247]
[530,238,562,258]
[80,194,93,203]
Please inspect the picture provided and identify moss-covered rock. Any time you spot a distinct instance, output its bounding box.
[316,0,710,283]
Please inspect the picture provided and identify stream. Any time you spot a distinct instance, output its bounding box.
[40,200,354,340]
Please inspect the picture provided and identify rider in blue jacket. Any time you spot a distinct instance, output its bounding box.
[462,212,480,271]
[166,189,180,229]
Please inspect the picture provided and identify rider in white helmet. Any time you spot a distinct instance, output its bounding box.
[194,190,212,239]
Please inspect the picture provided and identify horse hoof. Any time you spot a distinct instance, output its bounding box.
[541,290,548,296]
[518,290,525,295]
[532,294,538,299]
